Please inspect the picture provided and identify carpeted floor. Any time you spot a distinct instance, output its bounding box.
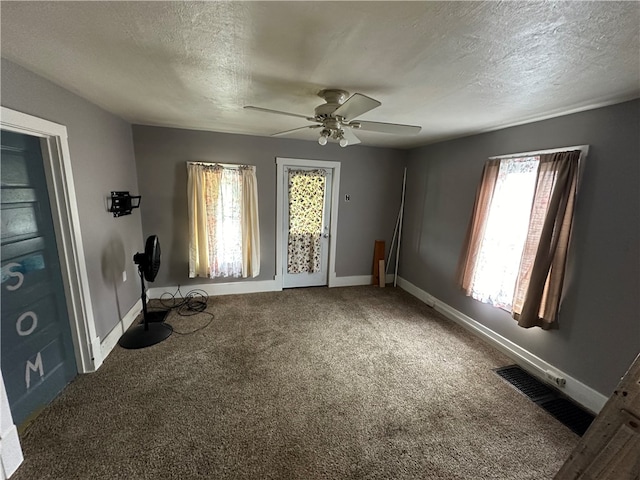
[12,286,578,479]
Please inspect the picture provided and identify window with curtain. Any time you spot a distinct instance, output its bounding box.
[187,162,260,279]
[458,149,582,330]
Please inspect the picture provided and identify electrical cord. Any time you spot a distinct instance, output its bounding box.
[157,285,215,335]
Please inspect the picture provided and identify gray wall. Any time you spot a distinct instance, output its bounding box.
[1,59,144,341]
[400,99,640,396]
[131,126,407,287]
[5,56,636,399]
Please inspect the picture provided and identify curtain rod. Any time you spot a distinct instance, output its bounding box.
[187,161,251,169]
[489,145,589,160]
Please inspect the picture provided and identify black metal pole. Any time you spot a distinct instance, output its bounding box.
[139,267,149,331]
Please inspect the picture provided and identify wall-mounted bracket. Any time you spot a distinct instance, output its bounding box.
[108,191,141,217]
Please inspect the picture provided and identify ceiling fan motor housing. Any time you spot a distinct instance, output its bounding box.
[314,89,349,120]
[318,89,348,104]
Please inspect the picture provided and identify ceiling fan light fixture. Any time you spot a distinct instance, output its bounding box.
[318,129,330,146]
[339,136,349,148]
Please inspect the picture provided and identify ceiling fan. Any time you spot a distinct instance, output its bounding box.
[245,89,421,147]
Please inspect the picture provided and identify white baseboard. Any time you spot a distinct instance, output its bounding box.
[147,275,395,297]
[396,277,609,414]
[99,299,143,361]
[397,277,437,307]
[147,279,282,299]
[89,335,103,371]
[329,273,395,287]
[330,274,372,287]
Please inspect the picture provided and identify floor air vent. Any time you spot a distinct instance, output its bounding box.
[494,365,595,436]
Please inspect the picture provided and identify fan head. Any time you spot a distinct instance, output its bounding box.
[244,88,421,147]
[133,235,161,282]
[314,89,349,119]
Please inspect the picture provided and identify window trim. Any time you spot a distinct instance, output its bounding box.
[488,145,589,161]
[186,161,248,169]
[491,145,589,192]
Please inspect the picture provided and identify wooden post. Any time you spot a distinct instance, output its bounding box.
[378,260,385,287]
[372,240,385,286]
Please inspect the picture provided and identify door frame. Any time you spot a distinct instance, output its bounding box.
[275,157,341,289]
[1,106,101,374]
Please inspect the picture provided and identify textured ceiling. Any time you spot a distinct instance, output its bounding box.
[1,1,639,148]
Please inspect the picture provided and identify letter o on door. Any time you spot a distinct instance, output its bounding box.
[16,311,38,336]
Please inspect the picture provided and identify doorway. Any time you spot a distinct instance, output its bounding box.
[0,107,99,433]
[1,130,78,427]
[276,158,340,289]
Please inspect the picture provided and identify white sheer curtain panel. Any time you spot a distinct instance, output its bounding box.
[468,157,539,308]
[187,163,210,277]
[241,166,260,278]
[187,162,260,279]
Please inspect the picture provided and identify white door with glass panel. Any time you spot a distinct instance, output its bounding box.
[282,167,332,288]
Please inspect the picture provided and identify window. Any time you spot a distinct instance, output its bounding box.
[468,156,539,310]
[287,169,327,274]
[187,162,260,279]
[458,148,584,329]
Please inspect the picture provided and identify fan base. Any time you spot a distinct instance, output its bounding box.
[118,323,173,350]
[142,310,169,323]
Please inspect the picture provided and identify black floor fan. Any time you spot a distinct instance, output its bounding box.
[118,235,173,349]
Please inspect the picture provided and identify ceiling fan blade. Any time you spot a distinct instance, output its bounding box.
[332,93,381,121]
[272,125,322,137]
[341,127,361,146]
[355,121,421,136]
[244,105,311,120]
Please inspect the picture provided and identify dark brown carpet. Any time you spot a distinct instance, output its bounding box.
[12,286,577,479]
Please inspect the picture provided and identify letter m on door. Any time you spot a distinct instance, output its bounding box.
[25,351,44,389]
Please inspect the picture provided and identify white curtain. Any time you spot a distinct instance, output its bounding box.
[187,163,260,278]
[241,166,260,278]
[287,169,327,274]
[187,164,209,277]
[467,157,539,309]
